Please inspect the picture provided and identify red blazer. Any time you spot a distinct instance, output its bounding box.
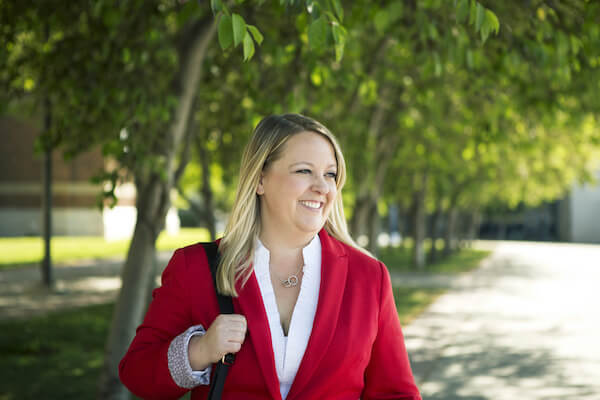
[119,229,421,400]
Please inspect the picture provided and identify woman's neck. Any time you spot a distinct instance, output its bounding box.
[258,226,316,255]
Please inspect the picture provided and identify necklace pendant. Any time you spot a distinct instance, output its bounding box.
[283,274,299,288]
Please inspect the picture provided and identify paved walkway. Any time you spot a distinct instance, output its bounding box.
[0,250,461,320]
[0,253,173,320]
[403,241,600,399]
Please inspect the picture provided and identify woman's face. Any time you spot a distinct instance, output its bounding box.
[257,131,338,241]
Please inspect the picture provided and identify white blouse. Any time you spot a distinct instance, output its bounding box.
[253,236,321,400]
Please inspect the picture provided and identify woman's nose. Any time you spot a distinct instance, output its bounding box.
[311,175,330,194]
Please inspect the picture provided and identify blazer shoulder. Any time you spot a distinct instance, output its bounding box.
[183,238,221,262]
[334,239,385,274]
[345,243,375,261]
[179,241,211,258]
[167,241,215,280]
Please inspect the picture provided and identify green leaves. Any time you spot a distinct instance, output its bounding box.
[374,2,403,34]
[216,12,263,61]
[218,14,233,50]
[211,0,223,14]
[12,0,598,231]
[307,2,347,62]
[475,3,485,31]
[480,10,500,43]
[214,0,349,62]
[374,10,390,34]
[232,13,246,47]
[247,25,263,45]
[456,0,469,23]
[331,0,344,21]
[331,21,347,61]
[242,32,254,61]
[457,1,500,43]
[308,15,327,51]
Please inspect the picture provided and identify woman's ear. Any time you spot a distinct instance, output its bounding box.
[256,175,265,195]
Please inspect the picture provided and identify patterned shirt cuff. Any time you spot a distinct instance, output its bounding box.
[168,325,212,388]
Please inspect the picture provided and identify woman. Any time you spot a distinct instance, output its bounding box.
[119,114,421,399]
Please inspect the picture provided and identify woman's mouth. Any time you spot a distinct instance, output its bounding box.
[299,200,322,210]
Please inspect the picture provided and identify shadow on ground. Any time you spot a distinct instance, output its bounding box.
[404,241,600,400]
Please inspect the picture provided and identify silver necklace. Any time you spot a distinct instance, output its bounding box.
[275,264,304,288]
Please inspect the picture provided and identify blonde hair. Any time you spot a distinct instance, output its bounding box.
[217,113,366,296]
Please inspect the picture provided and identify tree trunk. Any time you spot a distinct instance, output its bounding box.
[198,137,216,241]
[96,17,217,400]
[443,206,459,257]
[350,194,371,243]
[457,211,469,249]
[97,177,167,400]
[411,174,428,269]
[464,210,481,248]
[350,194,381,255]
[398,204,410,247]
[367,199,380,257]
[428,203,442,263]
[349,86,396,250]
[41,93,53,288]
[201,176,216,241]
[412,195,426,269]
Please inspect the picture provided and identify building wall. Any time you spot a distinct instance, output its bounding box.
[557,195,572,242]
[569,169,600,243]
[0,116,105,186]
[1,115,179,239]
[0,115,106,236]
[0,207,104,236]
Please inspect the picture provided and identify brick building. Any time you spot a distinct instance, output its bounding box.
[0,115,139,238]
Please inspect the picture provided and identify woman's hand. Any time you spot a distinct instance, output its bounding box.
[188,314,247,371]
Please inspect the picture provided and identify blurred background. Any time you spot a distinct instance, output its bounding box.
[1,0,599,399]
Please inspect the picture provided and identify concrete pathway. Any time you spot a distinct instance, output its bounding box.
[0,250,465,320]
[403,241,600,400]
[0,252,173,320]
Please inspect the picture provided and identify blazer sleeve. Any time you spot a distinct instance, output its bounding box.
[119,248,198,400]
[362,262,422,400]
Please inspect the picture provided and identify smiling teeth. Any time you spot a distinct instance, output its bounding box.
[301,201,321,209]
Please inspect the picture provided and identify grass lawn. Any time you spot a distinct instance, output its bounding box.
[0,286,440,400]
[379,241,491,274]
[395,287,444,326]
[0,228,210,269]
[0,303,114,400]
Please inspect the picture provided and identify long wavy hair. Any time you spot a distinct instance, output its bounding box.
[217,113,367,296]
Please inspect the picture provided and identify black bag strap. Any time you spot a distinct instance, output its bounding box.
[201,242,236,400]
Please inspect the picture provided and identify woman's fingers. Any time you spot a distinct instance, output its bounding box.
[214,314,246,330]
[206,314,247,360]
[225,341,242,354]
[188,314,247,368]
[226,328,246,343]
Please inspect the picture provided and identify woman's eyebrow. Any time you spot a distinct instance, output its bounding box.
[289,161,337,169]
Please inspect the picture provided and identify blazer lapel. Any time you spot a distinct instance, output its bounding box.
[234,271,281,400]
[286,230,348,399]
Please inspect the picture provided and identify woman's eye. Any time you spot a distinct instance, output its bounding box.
[295,169,336,179]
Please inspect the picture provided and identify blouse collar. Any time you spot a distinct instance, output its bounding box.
[254,235,321,278]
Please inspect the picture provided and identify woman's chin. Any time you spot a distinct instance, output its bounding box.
[295,219,326,235]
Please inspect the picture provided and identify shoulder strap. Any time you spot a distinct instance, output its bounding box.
[201,242,235,400]
[202,242,234,314]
